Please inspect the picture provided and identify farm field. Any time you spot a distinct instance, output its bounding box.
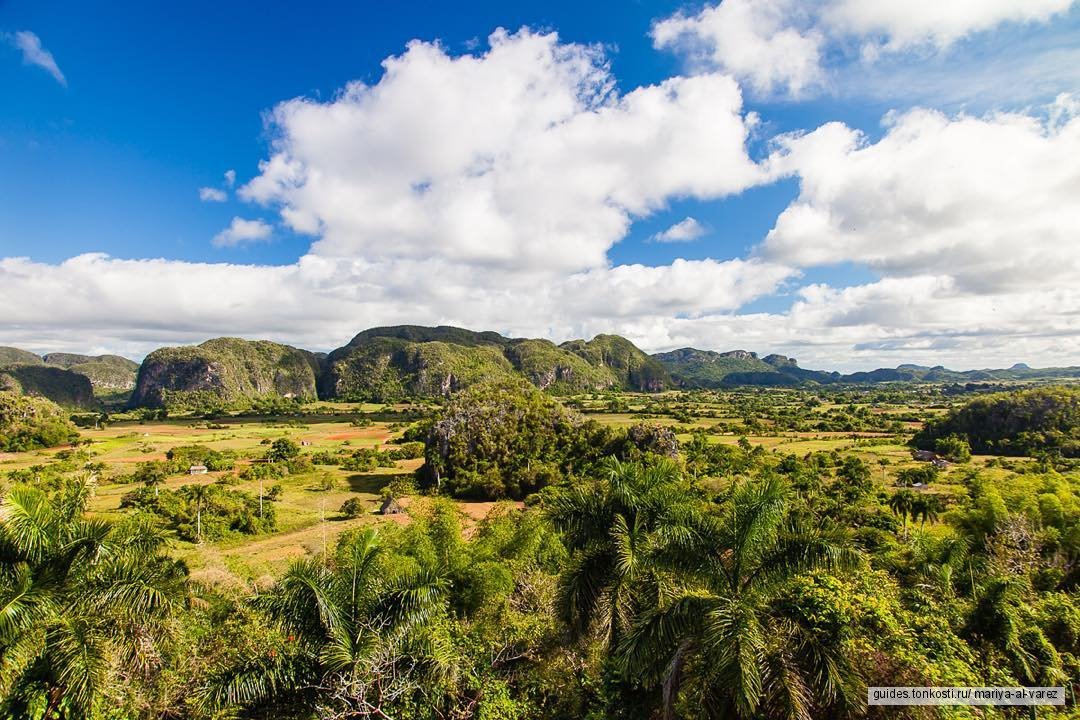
[1,390,988,585]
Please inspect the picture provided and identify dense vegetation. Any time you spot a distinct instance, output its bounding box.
[321,326,671,401]
[916,387,1080,458]
[4,327,1080,412]
[0,348,137,407]
[3,418,1078,718]
[42,353,139,393]
[0,366,96,409]
[130,338,322,409]
[0,391,79,451]
[3,365,1080,718]
[420,380,682,499]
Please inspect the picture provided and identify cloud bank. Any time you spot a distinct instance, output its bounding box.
[2,21,1079,371]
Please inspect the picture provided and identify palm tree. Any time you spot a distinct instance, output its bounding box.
[198,526,449,716]
[888,489,916,538]
[186,483,211,543]
[143,468,165,498]
[0,477,186,719]
[618,476,862,720]
[911,494,942,529]
[545,456,691,652]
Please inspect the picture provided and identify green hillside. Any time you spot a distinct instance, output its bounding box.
[914,386,1080,457]
[0,346,42,366]
[321,335,518,401]
[502,338,619,393]
[322,326,668,401]
[130,337,322,409]
[43,352,140,392]
[0,365,96,409]
[559,334,670,391]
[654,348,778,387]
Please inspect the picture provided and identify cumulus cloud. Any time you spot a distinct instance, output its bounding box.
[654,0,1079,97]
[761,106,1080,294]
[212,217,273,247]
[241,28,764,272]
[6,30,66,86]
[2,26,1079,372]
[650,217,707,243]
[652,0,823,97]
[0,253,794,359]
[199,187,227,202]
[224,169,236,187]
[825,0,1077,53]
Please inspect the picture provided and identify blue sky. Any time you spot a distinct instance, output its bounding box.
[1,1,1079,369]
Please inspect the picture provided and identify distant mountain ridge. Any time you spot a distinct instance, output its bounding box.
[2,329,1078,409]
[655,347,1080,388]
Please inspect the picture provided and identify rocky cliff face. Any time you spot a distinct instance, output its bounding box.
[130,338,321,408]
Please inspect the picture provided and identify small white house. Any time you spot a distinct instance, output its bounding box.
[189,465,208,475]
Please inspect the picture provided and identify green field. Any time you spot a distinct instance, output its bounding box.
[0,389,991,583]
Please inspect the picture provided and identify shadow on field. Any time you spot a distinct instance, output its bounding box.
[344,472,411,493]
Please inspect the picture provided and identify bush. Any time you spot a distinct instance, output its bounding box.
[934,434,972,463]
[339,497,367,518]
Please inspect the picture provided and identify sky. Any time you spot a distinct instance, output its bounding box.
[1,0,1079,371]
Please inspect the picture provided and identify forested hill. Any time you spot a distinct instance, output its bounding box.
[320,326,670,401]
[655,347,1080,388]
[0,346,138,408]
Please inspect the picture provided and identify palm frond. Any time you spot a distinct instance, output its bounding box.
[0,486,56,563]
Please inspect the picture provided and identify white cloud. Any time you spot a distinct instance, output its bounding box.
[199,187,227,202]
[654,0,1079,98]
[0,253,793,359]
[825,0,1077,53]
[652,0,823,97]
[761,106,1080,294]
[7,30,66,86]
[224,169,236,187]
[212,217,273,248]
[241,28,764,273]
[2,27,1079,372]
[650,217,706,243]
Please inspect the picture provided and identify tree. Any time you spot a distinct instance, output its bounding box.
[198,527,447,716]
[0,478,186,718]
[888,489,916,538]
[911,494,944,529]
[835,456,873,502]
[187,483,211,543]
[617,476,861,720]
[137,460,168,497]
[546,457,690,653]
[267,437,301,463]
[935,435,972,463]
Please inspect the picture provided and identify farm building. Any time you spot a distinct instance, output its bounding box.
[380,497,405,515]
[189,465,208,475]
